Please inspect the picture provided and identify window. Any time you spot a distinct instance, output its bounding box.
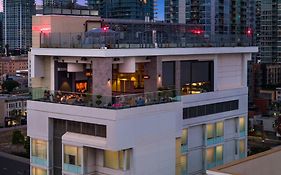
[104,150,130,170]
[206,145,224,166]
[239,117,246,133]
[64,145,82,167]
[239,140,245,154]
[180,61,214,95]
[183,100,239,119]
[181,129,188,146]
[207,124,215,139]
[162,61,175,88]
[216,122,224,137]
[181,155,187,173]
[32,167,47,175]
[216,145,223,162]
[206,147,215,164]
[32,139,47,160]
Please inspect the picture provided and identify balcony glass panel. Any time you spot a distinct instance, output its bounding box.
[31,139,47,167]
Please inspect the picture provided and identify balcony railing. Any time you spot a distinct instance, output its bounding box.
[30,88,181,110]
[40,31,253,49]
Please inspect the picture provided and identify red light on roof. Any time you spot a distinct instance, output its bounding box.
[191,29,204,35]
[103,27,109,32]
[246,28,253,35]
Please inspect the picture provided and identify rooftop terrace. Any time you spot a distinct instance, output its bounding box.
[40,31,253,49]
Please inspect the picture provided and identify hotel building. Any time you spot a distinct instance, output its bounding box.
[27,15,257,175]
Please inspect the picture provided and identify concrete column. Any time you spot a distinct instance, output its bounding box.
[144,56,162,92]
[92,58,112,96]
[213,55,218,91]
[123,150,128,171]
[175,61,181,90]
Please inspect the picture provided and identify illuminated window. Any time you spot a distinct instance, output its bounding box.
[32,167,47,175]
[104,150,130,170]
[206,145,224,164]
[181,129,188,146]
[32,139,47,160]
[216,145,223,161]
[216,122,224,137]
[206,147,215,164]
[207,124,215,139]
[181,155,187,173]
[239,140,245,154]
[64,145,82,166]
[239,117,245,132]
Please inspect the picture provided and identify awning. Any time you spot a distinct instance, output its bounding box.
[62,132,107,149]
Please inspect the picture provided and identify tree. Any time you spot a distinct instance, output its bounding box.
[2,80,19,93]
[12,130,24,145]
[24,136,30,158]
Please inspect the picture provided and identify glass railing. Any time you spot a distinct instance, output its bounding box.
[40,32,254,49]
[181,144,188,154]
[206,136,224,146]
[29,88,181,110]
[64,163,82,174]
[31,156,48,167]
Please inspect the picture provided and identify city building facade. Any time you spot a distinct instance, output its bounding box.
[27,15,257,175]
[0,56,28,76]
[165,0,255,36]
[0,94,28,127]
[3,0,35,51]
[87,0,154,20]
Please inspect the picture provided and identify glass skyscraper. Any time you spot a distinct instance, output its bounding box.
[3,0,35,51]
[87,0,154,20]
[165,0,254,35]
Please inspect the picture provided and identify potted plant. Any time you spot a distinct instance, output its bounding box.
[96,94,103,106]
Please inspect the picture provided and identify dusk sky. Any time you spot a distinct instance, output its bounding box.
[3,0,164,20]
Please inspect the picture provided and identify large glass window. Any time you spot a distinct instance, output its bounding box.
[181,155,187,173]
[207,124,215,139]
[206,147,215,164]
[32,167,47,175]
[180,60,214,95]
[216,145,223,162]
[216,122,224,137]
[104,150,130,170]
[162,61,175,88]
[32,139,47,160]
[239,140,245,154]
[64,145,82,167]
[239,117,246,132]
[181,129,188,146]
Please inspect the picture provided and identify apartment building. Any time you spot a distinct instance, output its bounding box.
[0,56,28,76]
[3,0,35,50]
[0,94,28,127]
[27,15,257,175]
[165,0,255,35]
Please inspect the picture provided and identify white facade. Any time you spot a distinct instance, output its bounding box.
[28,47,257,175]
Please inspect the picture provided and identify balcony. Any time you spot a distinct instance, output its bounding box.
[30,88,181,110]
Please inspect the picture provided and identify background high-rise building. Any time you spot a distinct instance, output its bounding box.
[87,0,154,20]
[258,0,280,63]
[43,0,75,8]
[3,0,35,52]
[165,0,254,35]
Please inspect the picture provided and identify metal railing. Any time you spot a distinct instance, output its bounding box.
[30,88,181,110]
[40,31,254,49]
